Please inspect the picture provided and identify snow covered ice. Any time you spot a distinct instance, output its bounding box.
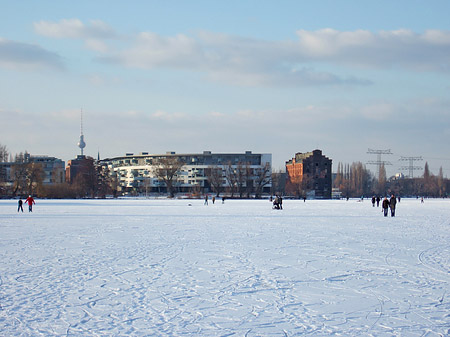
[1,198,449,336]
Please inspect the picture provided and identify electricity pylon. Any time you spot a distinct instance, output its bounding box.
[399,156,423,178]
[367,149,393,178]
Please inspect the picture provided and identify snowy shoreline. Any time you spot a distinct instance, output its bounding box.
[1,199,449,336]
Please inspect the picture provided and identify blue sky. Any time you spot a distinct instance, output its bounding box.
[1,1,450,177]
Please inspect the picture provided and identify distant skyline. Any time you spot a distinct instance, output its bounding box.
[1,1,450,177]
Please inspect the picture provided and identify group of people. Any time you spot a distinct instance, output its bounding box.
[371,194,398,217]
[272,195,283,209]
[17,195,35,212]
[204,195,226,205]
[371,195,400,208]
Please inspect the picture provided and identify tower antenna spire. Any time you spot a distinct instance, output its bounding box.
[77,108,86,156]
[80,108,83,135]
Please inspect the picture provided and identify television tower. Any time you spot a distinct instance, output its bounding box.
[77,109,86,156]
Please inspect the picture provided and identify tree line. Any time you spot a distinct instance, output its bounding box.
[333,161,449,198]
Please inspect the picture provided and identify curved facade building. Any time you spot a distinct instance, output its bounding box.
[100,151,272,196]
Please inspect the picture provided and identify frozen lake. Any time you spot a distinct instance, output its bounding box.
[1,198,449,336]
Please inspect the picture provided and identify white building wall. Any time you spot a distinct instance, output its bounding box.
[103,152,272,193]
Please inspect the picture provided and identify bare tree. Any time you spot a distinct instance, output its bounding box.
[11,153,28,196]
[271,169,286,196]
[244,163,254,198]
[24,162,44,195]
[206,165,225,197]
[223,162,258,198]
[0,144,8,162]
[348,162,374,197]
[0,144,8,194]
[377,163,386,195]
[10,154,44,196]
[153,157,184,198]
[438,167,446,197]
[254,162,271,198]
[95,164,114,198]
[236,162,247,198]
[286,172,312,198]
[224,162,238,197]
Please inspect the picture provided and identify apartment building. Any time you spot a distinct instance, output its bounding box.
[100,151,272,196]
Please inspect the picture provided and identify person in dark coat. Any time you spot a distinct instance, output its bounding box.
[273,196,280,209]
[18,199,23,212]
[376,196,380,207]
[382,197,390,217]
[389,194,397,217]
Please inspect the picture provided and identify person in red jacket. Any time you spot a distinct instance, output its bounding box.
[25,195,35,212]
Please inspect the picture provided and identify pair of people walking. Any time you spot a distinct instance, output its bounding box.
[18,195,35,212]
[371,195,381,207]
[382,195,396,217]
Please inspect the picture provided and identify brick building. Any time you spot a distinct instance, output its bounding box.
[285,149,332,199]
[65,155,95,184]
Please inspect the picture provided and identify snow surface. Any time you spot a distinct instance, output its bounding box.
[1,198,449,336]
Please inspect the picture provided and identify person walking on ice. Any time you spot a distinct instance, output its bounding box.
[389,194,397,217]
[18,199,23,212]
[382,197,389,217]
[25,195,35,212]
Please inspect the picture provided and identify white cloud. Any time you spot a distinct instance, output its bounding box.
[99,30,371,87]
[125,110,139,117]
[34,19,117,53]
[102,28,450,86]
[88,74,105,86]
[150,110,186,122]
[295,29,450,71]
[84,39,109,53]
[207,111,225,118]
[115,32,202,69]
[360,103,396,121]
[0,38,64,69]
[34,19,117,40]
[87,73,121,86]
[31,20,450,86]
[50,108,81,120]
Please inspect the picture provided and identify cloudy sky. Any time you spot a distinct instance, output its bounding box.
[1,1,449,177]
